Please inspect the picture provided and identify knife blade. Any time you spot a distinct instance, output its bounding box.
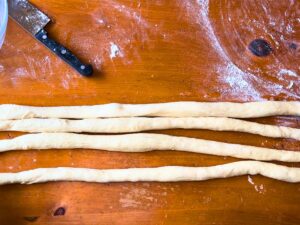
[8,0,93,76]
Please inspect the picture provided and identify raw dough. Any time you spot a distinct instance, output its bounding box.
[0,161,299,185]
[0,101,299,119]
[0,117,299,140]
[0,133,299,162]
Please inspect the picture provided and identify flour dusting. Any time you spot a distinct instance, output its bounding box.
[119,197,140,208]
[174,0,300,100]
[279,69,298,77]
[247,175,254,185]
[87,0,152,65]
[194,0,264,100]
[219,63,262,100]
[287,81,294,89]
[109,42,123,59]
[119,187,158,209]
[247,175,266,194]
[196,0,227,57]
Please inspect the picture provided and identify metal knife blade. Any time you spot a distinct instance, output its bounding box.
[7,0,93,76]
[8,0,50,36]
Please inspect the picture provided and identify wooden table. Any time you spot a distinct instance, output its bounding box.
[0,0,299,224]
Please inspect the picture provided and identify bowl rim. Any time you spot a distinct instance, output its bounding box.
[0,0,8,47]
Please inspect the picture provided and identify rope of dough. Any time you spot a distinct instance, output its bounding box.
[0,161,299,185]
[0,117,299,140]
[0,101,299,119]
[0,133,299,162]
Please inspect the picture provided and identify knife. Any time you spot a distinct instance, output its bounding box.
[8,0,93,76]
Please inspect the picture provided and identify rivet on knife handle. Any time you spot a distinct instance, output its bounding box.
[35,29,93,77]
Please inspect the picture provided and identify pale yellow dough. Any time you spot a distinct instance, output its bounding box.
[0,117,298,140]
[0,161,299,185]
[0,101,299,119]
[0,133,299,162]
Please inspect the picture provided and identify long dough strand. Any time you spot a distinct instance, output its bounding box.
[0,161,299,185]
[0,101,299,119]
[0,133,299,162]
[0,117,299,140]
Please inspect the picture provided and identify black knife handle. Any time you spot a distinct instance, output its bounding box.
[35,29,93,77]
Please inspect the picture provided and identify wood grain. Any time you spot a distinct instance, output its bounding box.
[0,0,299,224]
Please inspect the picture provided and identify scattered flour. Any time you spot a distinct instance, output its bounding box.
[119,197,141,208]
[87,0,152,65]
[95,18,105,24]
[109,42,124,59]
[279,69,298,77]
[219,63,262,100]
[119,188,157,208]
[247,175,255,185]
[287,81,294,89]
[93,56,102,70]
[255,184,265,193]
[195,0,226,57]
[202,196,212,204]
[247,175,266,194]
[179,0,299,100]
[194,0,263,100]
[14,68,28,77]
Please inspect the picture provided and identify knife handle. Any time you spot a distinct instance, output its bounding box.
[35,29,93,77]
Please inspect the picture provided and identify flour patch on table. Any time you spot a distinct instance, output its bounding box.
[178,0,299,100]
[287,81,294,89]
[109,42,124,59]
[278,69,298,77]
[247,175,255,185]
[119,197,141,208]
[89,0,153,65]
[218,63,262,100]
[119,187,157,209]
[193,0,263,100]
[247,175,266,194]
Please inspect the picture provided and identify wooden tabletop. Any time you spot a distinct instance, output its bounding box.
[0,0,299,224]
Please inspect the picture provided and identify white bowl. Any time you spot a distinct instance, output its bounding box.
[0,0,8,49]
